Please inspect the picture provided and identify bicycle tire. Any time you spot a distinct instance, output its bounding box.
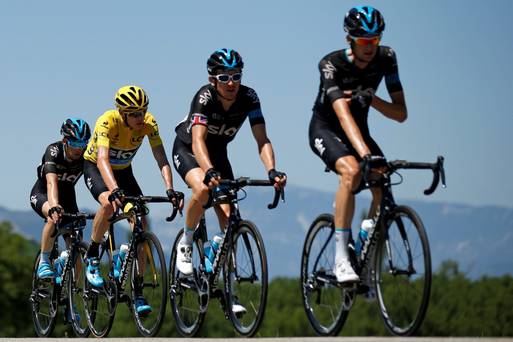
[169,230,206,337]
[300,213,353,336]
[30,251,58,337]
[130,231,168,337]
[68,241,90,337]
[374,205,431,336]
[224,220,268,337]
[83,243,117,337]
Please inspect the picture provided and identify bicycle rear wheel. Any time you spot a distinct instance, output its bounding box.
[83,243,117,337]
[68,242,90,337]
[30,251,58,337]
[300,214,354,336]
[130,231,168,337]
[224,220,268,337]
[169,230,206,337]
[375,205,431,336]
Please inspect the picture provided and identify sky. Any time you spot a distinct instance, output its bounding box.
[1,0,512,211]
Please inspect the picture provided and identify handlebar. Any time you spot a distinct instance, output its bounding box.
[51,212,95,237]
[388,156,446,195]
[110,195,182,224]
[358,155,446,196]
[204,177,285,209]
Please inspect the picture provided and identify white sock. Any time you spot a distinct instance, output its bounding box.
[335,227,351,265]
[181,226,195,245]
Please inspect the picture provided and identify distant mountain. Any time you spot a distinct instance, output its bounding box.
[3,185,512,279]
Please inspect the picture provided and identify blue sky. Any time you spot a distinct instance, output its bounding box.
[1,0,512,211]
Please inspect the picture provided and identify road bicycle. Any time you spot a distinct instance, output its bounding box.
[30,212,94,337]
[169,177,284,337]
[300,156,446,336]
[82,195,179,337]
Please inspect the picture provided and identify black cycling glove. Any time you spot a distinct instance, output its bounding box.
[166,188,184,206]
[268,169,287,184]
[48,206,63,217]
[108,188,124,204]
[203,168,221,186]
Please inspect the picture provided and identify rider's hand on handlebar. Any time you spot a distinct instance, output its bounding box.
[108,188,125,211]
[48,205,63,224]
[360,155,387,177]
[203,168,221,189]
[268,169,287,189]
[166,188,185,210]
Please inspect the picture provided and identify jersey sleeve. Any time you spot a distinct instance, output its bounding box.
[189,87,213,129]
[382,47,404,94]
[41,144,60,176]
[144,113,163,147]
[319,58,345,103]
[95,113,113,148]
[245,88,265,126]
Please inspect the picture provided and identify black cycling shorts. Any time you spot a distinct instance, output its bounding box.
[29,179,79,220]
[172,137,234,182]
[308,117,383,172]
[83,160,143,202]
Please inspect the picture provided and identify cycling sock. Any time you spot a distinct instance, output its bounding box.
[39,251,51,265]
[335,227,351,264]
[182,226,195,245]
[86,241,100,259]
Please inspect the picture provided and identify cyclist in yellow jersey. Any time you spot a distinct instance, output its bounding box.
[83,85,184,316]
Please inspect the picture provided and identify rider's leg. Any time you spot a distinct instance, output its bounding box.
[37,202,56,278]
[214,204,230,232]
[333,155,361,283]
[368,187,382,219]
[183,167,210,241]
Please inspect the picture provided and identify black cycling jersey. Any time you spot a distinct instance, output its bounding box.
[312,46,403,137]
[175,84,265,146]
[36,142,84,186]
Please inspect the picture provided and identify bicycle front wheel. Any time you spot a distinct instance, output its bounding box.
[83,243,117,337]
[30,251,58,337]
[300,214,354,336]
[130,231,168,337]
[224,220,268,337]
[169,230,206,337]
[68,242,90,337]
[375,205,431,336]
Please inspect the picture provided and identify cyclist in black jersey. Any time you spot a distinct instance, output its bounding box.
[173,49,287,303]
[309,6,408,285]
[30,118,91,279]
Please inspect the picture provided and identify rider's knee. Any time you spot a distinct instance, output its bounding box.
[336,163,360,189]
[99,201,114,217]
[191,184,209,204]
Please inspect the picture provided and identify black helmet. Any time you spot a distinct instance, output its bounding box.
[344,5,385,38]
[61,118,91,146]
[207,48,244,75]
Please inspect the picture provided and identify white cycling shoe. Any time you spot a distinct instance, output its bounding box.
[176,242,193,276]
[334,260,360,284]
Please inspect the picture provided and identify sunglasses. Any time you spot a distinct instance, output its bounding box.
[125,110,146,118]
[213,73,242,83]
[350,35,381,46]
[66,139,88,149]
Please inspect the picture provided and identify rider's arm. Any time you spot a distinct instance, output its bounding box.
[151,144,174,190]
[191,124,214,171]
[371,47,407,122]
[250,123,275,172]
[45,172,59,208]
[332,98,371,158]
[371,91,407,122]
[97,145,118,191]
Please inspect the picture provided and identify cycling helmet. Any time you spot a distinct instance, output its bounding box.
[207,48,244,75]
[344,6,385,38]
[115,85,149,112]
[61,118,91,145]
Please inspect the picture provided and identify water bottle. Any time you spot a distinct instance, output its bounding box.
[204,233,224,273]
[115,243,129,278]
[54,250,69,285]
[355,219,375,256]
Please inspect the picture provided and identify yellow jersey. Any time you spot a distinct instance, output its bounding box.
[84,110,162,170]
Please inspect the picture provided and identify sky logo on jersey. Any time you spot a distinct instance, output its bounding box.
[322,61,336,80]
[30,195,37,206]
[58,172,81,183]
[314,138,325,156]
[50,146,59,157]
[173,154,181,169]
[199,89,213,105]
[109,147,139,164]
[246,88,260,104]
[208,124,239,136]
